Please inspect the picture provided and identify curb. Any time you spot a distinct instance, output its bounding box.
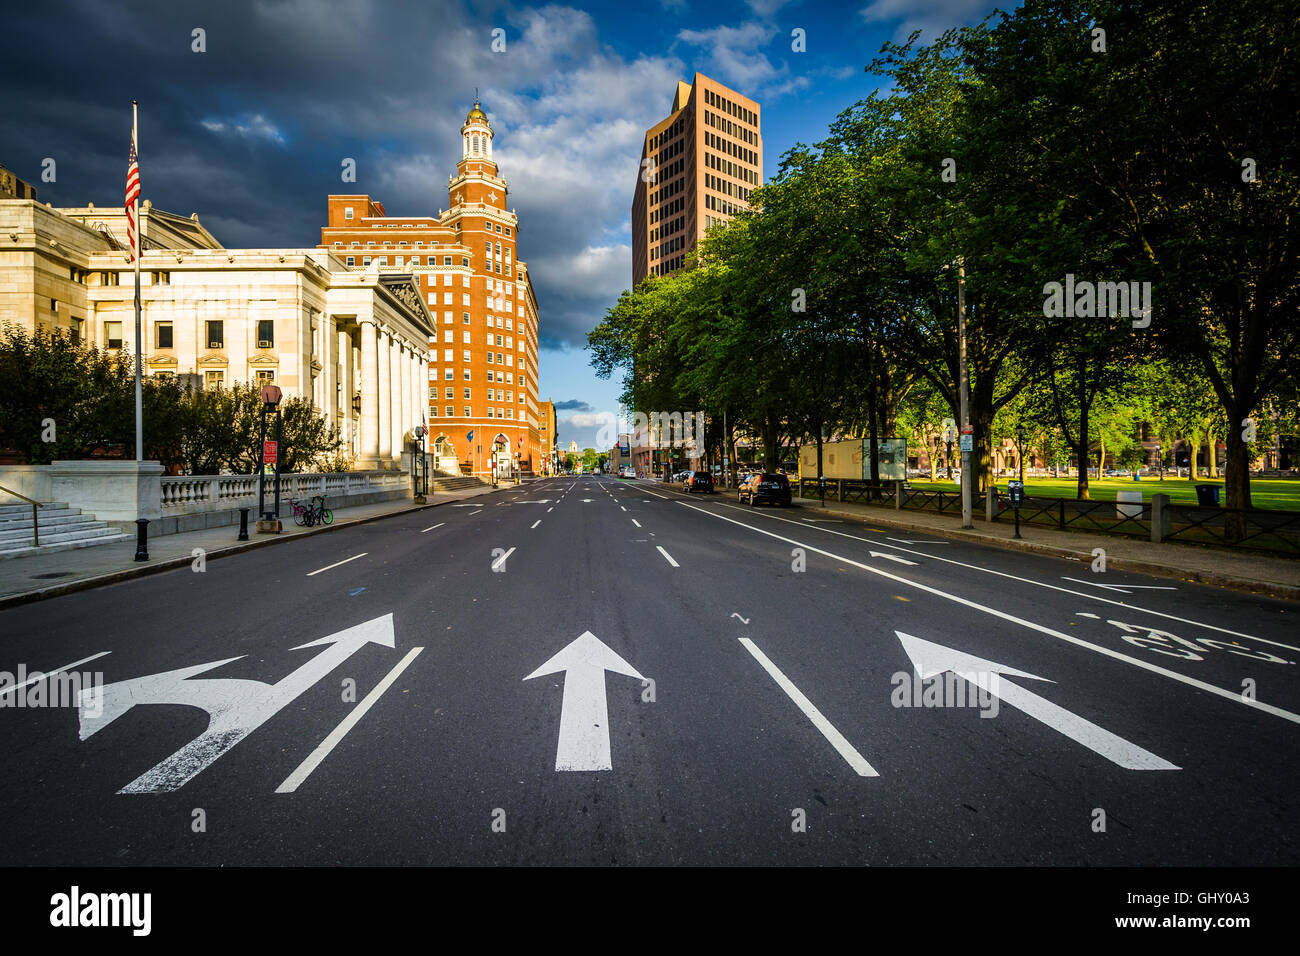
[0,486,509,611]
[790,497,1300,603]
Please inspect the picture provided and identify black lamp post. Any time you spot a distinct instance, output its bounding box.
[1156,442,1163,480]
[413,424,427,502]
[1016,423,1026,484]
[256,383,283,532]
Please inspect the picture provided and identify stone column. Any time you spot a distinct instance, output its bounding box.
[359,319,380,467]
[377,326,392,464]
[399,340,411,453]
[323,315,336,426]
[338,327,352,444]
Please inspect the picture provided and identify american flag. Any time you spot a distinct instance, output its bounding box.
[124,127,140,261]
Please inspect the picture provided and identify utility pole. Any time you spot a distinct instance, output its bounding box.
[957,257,973,529]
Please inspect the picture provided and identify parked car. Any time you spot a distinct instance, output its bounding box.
[618,465,635,479]
[738,472,792,507]
[685,471,714,494]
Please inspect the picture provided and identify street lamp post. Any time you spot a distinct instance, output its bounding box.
[1017,423,1026,484]
[957,257,973,529]
[413,424,427,504]
[256,383,283,534]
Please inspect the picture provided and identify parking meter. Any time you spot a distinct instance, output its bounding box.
[1008,480,1024,507]
[1008,480,1024,539]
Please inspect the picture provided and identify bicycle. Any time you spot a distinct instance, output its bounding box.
[290,494,333,527]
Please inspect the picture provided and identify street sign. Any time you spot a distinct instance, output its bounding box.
[259,383,282,406]
[263,440,278,464]
[959,434,973,452]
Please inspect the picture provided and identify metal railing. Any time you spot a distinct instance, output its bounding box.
[160,471,407,514]
[0,484,43,548]
[794,477,1300,555]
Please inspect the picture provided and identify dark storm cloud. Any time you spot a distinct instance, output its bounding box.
[0,0,685,351]
[552,399,592,411]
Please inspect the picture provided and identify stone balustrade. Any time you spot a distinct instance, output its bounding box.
[160,471,406,515]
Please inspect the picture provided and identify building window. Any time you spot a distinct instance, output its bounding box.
[463,406,471,417]
[430,407,438,417]
[463,369,471,380]
[462,349,471,362]
[446,405,454,417]
[255,370,276,385]
[347,256,355,266]
[463,312,471,324]
[487,370,495,382]
[445,387,453,399]
[206,321,224,349]
[444,369,453,380]
[205,370,224,390]
[486,352,493,364]
[257,320,274,349]
[443,349,452,361]
[463,387,471,399]
[487,408,494,418]
[344,206,354,220]
[443,331,452,343]
[363,256,372,266]
[429,387,437,399]
[104,321,123,349]
[463,331,471,344]
[156,322,173,349]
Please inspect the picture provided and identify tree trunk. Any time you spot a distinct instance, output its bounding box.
[1189,434,1200,480]
[1098,434,1106,484]
[1207,431,1219,478]
[867,379,880,485]
[1223,416,1252,540]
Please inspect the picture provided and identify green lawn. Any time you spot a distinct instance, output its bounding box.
[912,476,1300,511]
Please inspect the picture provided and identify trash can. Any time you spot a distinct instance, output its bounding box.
[1194,484,1220,506]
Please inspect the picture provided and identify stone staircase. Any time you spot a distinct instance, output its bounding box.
[0,502,130,559]
[431,476,493,493]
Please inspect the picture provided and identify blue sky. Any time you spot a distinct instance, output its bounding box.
[0,0,1008,450]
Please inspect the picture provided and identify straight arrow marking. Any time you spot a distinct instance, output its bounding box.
[524,632,645,771]
[895,631,1179,771]
[739,638,878,777]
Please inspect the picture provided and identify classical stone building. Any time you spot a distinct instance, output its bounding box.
[0,194,431,471]
[320,99,543,477]
[632,73,763,285]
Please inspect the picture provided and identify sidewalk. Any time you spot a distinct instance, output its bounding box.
[784,492,1300,601]
[0,481,514,608]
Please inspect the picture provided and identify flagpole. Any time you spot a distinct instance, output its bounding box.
[132,99,143,463]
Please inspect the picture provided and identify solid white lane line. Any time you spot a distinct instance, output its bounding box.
[275,646,424,794]
[632,519,642,528]
[491,547,516,571]
[531,520,541,529]
[641,487,672,500]
[420,523,446,533]
[680,502,1300,725]
[547,507,553,513]
[716,500,1291,649]
[470,509,483,516]
[0,651,112,699]
[656,546,679,567]
[739,638,878,777]
[306,553,368,577]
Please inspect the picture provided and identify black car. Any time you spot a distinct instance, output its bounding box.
[685,471,714,494]
[739,472,792,506]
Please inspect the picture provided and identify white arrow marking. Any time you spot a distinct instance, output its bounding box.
[731,613,750,624]
[515,499,552,504]
[523,632,645,771]
[530,520,541,529]
[581,498,594,502]
[420,523,445,533]
[79,615,398,793]
[895,631,1179,770]
[451,504,481,507]
[869,551,918,566]
[1062,576,1177,593]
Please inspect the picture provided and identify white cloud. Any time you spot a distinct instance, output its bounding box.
[568,411,616,428]
[200,113,287,145]
[675,22,811,100]
[860,0,993,42]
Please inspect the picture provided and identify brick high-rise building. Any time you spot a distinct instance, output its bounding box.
[631,73,762,286]
[321,100,543,477]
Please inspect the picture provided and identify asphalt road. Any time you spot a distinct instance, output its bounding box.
[0,474,1296,865]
